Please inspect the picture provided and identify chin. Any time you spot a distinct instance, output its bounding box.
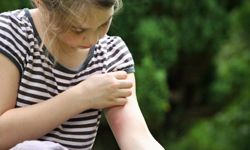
[77,47,90,51]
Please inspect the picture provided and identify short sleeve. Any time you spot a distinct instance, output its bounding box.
[0,11,29,75]
[104,36,135,73]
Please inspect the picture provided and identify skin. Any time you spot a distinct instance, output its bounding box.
[56,6,113,69]
[0,1,164,149]
[58,7,113,50]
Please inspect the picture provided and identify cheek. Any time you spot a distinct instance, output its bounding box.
[99,26,110,38]
[59,33,81,46]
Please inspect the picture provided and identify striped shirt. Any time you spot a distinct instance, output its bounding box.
[0,9,135,149]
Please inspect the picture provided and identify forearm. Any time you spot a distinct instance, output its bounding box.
[105,103,164,150]
[105,73,164,150]
[0,87,89,149]
[105,105,147,148]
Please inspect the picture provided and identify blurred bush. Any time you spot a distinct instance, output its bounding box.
[136,56,170,128]
[169,1,250,149]
[211,0,250,105]
[0,0,30,11]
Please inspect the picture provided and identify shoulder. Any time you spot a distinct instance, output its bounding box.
[0,9,32,38]
[98,35,126,47]
[97,35,129,53]
[0,9,33,52]
[0,9,30,24]
[97,35,135,73]
[0,9,32,74]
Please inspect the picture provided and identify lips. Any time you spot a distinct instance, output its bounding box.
[79,45,91,49]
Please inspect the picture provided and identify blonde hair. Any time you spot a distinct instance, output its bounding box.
[31,0,122,63]
[32,0,122,33]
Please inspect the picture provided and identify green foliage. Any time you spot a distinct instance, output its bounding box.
[136,56,170,128]
[169,97,250,150]
[0,1,20,11]
[0,0,31,12]
[169,1,250,149]
[231,0,250,46]
[135,17,178,68]
[211,42,250,104]
[111,0,178,69]
[211,0,250,105]
[167,0,228,53]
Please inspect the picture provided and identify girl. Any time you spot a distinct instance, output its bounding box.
[0,0,164,149]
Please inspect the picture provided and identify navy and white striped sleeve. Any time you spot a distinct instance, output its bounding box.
[105,36,135,73]
[0,12,28,75]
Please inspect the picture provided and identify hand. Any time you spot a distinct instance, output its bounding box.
[75,71,133,109]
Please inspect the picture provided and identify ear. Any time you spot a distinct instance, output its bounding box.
[33,0,41,7]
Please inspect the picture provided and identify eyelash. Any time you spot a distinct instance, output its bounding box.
[71,21,110,34]
[71,28,86,34]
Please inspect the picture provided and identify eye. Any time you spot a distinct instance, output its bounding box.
[71,27,86,34]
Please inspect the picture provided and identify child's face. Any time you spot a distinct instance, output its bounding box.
[58,6,114,50]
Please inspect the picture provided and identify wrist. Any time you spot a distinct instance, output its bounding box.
[67,84,94,110]
[118,134,164,150]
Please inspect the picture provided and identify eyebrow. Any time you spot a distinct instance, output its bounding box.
[72,16,113,31]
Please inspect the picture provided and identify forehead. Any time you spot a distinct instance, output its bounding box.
[72,5,114,28]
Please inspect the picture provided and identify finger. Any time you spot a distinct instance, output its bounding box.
[114,97,128,106]
[115,89,132,97]
[111,71,127,80]
[117,80,133,89]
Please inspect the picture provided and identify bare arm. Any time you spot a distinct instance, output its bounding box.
[104,73,165,150]
[0,54,93,149]
[0,54,132,149]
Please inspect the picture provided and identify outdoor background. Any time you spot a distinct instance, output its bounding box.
[1,0,250,149]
